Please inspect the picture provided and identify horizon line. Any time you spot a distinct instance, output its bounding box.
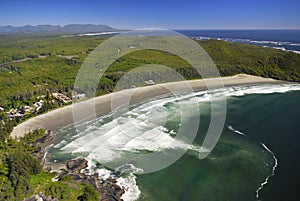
[0,24,300,30]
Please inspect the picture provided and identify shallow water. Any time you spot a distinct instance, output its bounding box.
[46,84,300,201]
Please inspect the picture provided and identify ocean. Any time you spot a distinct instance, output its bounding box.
[46,30,300,201]
[83,29,300,54]
[177,29,300,54]
[46,83,300,201]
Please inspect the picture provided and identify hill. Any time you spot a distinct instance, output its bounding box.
[0,24,117,35]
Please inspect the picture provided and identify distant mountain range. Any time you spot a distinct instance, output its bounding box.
[0,24,118,35]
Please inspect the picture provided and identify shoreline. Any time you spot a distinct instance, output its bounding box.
[30,131,125,201]
[11,74,283,138]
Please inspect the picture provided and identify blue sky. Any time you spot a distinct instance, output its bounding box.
[0,0,299,29]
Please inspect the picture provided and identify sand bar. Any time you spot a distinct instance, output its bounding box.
[11,74,282,138]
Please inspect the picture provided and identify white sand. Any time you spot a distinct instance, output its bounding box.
[11,74,281,138]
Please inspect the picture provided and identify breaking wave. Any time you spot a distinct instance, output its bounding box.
[256,143,278,200]
[47,83,300,201]
[227,125,246,136]
[192,35,300,53]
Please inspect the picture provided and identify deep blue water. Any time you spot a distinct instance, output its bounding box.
[176,29,300,53]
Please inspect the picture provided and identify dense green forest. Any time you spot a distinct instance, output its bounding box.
[0,34,300,200]
[0,129,99,201]
[0,35,299,108]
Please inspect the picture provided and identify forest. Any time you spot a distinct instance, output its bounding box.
[0,34,299,200]
[0,35,299,108]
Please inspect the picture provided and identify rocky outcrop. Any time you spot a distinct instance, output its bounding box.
[100,178,125,201]
[30,131,125,201]
[31,146,46,166]
[31,130,56,167]
[66,158,88,172]
[36,130,56,144]
[60,158,125,201]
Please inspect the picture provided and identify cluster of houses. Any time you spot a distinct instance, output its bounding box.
[52,92,86,103]
[5,99,45,118]
[1,92,87,119]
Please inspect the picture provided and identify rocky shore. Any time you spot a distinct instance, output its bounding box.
[30,130,125,201]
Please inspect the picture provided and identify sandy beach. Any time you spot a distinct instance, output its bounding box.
[11,74,282,138]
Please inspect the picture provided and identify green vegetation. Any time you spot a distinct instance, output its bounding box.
[0,36,299,108]
[0,129,99,201]
[0,148,41,200]
[199,39,300,81]
[0,35,105,63]
[31,173,99,201]
[0,34,299,200]
[0,35,107,108]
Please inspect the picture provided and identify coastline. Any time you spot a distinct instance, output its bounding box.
[29,130,125,201]
[11,74,282,138]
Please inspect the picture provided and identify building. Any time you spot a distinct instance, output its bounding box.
[72,93,86,100]
[7,109,23,118]
[144,80,156,85]
[33,100,44,112]
[52,93,72,104]
[23,105,32,113]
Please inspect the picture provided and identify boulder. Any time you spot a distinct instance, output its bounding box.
[66,158,88,172]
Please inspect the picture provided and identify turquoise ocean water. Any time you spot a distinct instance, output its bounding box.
[46,83,300,201]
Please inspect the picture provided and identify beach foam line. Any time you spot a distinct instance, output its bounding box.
[192,36,300,53]
[11,74,283,139]
[256,143,278,200]
[53,83,300,160]
[227,125,246,136]
[86,159,141,201]
[50,83,300,169]
[45,82,300,201]
[116,173,141,201]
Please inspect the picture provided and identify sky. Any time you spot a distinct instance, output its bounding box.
[0,0,299,29]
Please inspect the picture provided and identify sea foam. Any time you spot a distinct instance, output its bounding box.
[56,83,300,167]
[256,143,278,200]
[48,83,300,201]
[227,125,246,136]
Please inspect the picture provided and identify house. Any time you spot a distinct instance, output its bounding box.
[24,105,32,113]
[7,109,23,118]
[33,100,44,112]
[72,93,86,100]
[37,95,46,99]
[144,80,156,85]
[52,93,72,104]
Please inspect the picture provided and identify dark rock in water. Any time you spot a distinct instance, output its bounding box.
[100,178,125,201]
[36,130,56,144]
[30,131,125,201]
[66,158,88,172]
[31,130,56,167]
[61,158,125,201]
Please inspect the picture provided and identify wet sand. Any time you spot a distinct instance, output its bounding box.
[11,74,281,138]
